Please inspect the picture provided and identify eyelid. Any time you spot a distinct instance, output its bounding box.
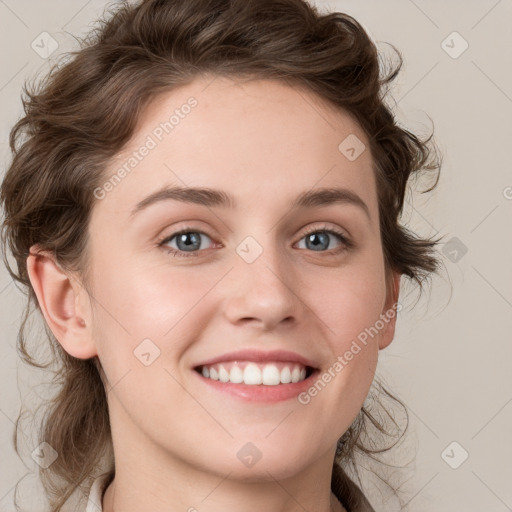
[157,226,218,249]
[157,222,353,256]
[299,223,350,241]
[297,224,353,249]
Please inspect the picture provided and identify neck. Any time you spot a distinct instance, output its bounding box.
[101,395,349,512]
[100,433,348,512]
[103,480,347,512]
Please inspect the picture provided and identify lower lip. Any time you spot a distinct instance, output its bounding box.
[193,369,320,403]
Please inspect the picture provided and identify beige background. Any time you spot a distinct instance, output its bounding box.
[0,0,511,511]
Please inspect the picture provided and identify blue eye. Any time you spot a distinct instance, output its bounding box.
[158,225,352,258]
[159,230,214,258]
[296,228,350,252]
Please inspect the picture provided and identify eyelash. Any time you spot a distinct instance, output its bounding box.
[157,224,353,258]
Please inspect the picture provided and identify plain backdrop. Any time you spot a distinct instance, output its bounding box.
[0,1,511,511]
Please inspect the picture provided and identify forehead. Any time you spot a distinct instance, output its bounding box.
[93,75,377,222]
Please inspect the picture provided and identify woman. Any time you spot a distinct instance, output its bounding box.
[0,0,442,510]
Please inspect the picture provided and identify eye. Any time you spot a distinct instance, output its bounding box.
[157,224,352,258]
[295,226,352,253]
[158,229,215,258]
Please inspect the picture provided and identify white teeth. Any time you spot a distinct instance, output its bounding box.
[261,364,280,386]
[200,362,310,385]
[218,364,230,382]
[280,366,292,384]
[243,363,262,385]
[229,365,244,383]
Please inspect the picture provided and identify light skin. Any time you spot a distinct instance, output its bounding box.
[27,76,400,512]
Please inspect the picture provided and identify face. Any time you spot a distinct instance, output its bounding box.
[82,76,399,481]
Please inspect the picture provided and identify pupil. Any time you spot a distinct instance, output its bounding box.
[178,233,200,251]
[307,232,328,251]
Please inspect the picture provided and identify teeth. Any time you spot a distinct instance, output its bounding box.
[244,363,262,385]
[280,366,292,384]
[229,365,244,384]
[218,364,230,382]
[261,364,280,386]
[199,361,310,385]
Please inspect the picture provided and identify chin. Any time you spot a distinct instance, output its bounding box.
[196,444,319,482]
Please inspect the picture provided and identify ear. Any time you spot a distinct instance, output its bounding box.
[378,270,401,350]
[26,245,97,359]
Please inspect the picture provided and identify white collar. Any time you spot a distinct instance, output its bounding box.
[85,473,111,512]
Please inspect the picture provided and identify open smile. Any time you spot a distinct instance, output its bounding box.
[192,351,321,403]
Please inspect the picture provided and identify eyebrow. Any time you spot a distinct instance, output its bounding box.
[129,185,371,220]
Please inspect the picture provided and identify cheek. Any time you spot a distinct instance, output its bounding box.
[297,277,384,438]
[299,258,386,401]
[90,263,211,432]
[90,258,218,373]
[306,262,387,348]
[92,252,207,329]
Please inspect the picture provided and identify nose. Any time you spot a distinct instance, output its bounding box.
[222,242,302,331]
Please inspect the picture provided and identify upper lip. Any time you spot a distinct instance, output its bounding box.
[193,349,319,369]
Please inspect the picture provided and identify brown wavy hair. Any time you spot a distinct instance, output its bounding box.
[0,0,443,510]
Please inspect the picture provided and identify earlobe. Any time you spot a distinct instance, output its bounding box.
[26,246,97,360]
[378,271,401,350]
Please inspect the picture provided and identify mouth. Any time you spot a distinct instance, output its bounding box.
[192,352,321,403]
[191,349,321,402]
[194,361,316,385]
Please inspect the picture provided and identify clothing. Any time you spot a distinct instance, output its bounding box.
[85,473,111,512]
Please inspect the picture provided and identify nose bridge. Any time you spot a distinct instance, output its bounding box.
[223,232,299,328]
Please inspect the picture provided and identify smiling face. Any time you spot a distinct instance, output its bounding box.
[79,75,399,483]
